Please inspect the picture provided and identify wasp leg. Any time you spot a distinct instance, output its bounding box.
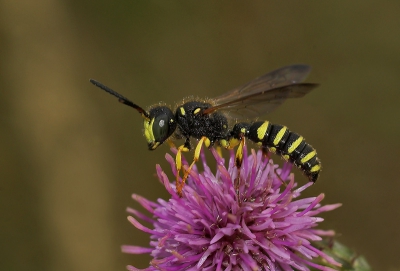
[273,163,286,186]
[175,139,191,197]
[166,138,176,149]
[178,137,210,197]
[262,146,286,187]
[216,146,223,158]
[234,137,246,194]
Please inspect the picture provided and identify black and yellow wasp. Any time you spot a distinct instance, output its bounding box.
[90,64,321,195]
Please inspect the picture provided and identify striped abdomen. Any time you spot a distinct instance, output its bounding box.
[233,121,321,182]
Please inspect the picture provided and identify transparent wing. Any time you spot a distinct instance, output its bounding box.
[203,64,318,120]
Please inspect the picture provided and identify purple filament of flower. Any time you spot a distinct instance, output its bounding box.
[123,147,341,271]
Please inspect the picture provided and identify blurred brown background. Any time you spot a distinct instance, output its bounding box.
[1,1,399,270]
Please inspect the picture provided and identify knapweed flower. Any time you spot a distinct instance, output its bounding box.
[122,147,342,271]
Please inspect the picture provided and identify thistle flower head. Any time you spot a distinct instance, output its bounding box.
[122,147,341,271]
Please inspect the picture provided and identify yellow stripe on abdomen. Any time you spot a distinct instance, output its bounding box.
[300,150,316,164]
[257,121,270,141]
[273,126,287,146]
[288,136,304,154]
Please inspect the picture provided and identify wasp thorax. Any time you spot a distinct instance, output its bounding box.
[143,106,177,150]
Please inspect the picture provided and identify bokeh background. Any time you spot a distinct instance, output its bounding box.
[1,1,399,270]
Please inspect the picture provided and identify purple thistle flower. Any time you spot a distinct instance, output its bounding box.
[122,147,342,271]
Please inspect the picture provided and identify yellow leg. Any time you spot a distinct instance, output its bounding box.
[216,146,223,158]
[234,137,245,193]
[166,138,176,149]
[235,137,245,169]
[177,137,208,197]
[175,145,190,197]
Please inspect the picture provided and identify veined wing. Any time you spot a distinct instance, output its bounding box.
[203,64,318,119]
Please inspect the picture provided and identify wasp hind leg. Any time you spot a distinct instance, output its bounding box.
[261,146,287,187]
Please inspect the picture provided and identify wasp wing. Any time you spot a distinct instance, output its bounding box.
[203,64,318,120]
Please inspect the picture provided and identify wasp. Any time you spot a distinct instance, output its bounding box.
[90,64,321,196]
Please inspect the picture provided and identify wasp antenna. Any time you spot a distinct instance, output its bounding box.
[89,79,150,119]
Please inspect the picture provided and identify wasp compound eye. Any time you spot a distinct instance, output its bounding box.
[153,115,170,141]
[146,106,176,150]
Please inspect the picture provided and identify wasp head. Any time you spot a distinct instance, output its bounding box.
[143,106,177,150]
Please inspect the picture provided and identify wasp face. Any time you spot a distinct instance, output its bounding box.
[144,106,177,150]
